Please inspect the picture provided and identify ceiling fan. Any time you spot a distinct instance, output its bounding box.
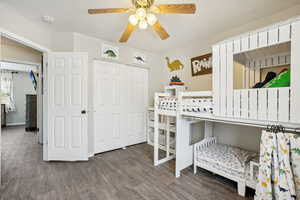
[88,0,196,42]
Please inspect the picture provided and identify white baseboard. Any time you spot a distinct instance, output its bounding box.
[88,153,95,158]
[6,122,26,126]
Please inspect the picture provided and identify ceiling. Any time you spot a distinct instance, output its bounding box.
[2,0,300,53]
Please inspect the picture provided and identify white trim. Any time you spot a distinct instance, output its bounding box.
[0,28,51,53]
[5,122,26,126]
[88,153,95,158]
[0,61,38,72]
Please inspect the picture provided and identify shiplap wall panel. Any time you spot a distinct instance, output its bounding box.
[260,58,267,67]
[234,90,241,118]
[244,63,250,88]
[279,55,286,65]
[267,88,278,121]
[249,89,258,119]
[279,24,291,43]
[258,89,267,120]
[278,88,290,122]
[258,31,268,48]
[220,43,227,116]
[226,41,234,117]
[212,45,221,116]
[268,27,279,45]
[273,55,279,66]
[291,21,300,123]
[266,57,273,66]
[241,36,249,52]
[249,60,255,88]
[286,55,291,64]
[241,90,249,119]
[254,66,261,83]
[234,39,241,54]
[250,33,258,50]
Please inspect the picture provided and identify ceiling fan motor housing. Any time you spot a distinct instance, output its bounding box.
[132,0,155,8]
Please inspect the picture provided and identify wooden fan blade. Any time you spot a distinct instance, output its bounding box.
[151,21,170,40]
[88,8,129,14]
[156,4,196,14]
[119,24,136,43]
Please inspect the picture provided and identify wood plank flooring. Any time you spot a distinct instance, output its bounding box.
[0,126,254,200]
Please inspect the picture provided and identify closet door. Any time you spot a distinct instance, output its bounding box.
[93,61,148,153]
[93,61,123,153]
[125,65,148,146]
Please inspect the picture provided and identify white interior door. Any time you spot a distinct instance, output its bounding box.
[47,53,88,161]
[126,66,148,146]
[93,61,148,154]
[93,61,123,153]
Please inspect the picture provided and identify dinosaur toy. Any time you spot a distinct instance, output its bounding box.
[104,50,117,58]
[166,57,184,72]
[135,56,145,63]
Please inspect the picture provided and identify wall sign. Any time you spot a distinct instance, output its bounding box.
[101,44,119,60]
[191,53,212,76]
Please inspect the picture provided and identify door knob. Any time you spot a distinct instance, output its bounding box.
[81,110,87,114]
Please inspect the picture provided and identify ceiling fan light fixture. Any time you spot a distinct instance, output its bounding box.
[139,19,148,29]
[146,13,157,25]
[136,8,147,19]
[129,14,139,25]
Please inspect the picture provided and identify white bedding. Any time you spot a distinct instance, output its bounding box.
[196,143,258,173]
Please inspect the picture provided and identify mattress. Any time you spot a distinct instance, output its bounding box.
[196,143,258,173]
[197,156,259,181]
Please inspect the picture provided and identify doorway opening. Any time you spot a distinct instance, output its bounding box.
[0,35,44,186]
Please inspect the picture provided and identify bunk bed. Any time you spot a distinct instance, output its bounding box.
[153,16,300,196]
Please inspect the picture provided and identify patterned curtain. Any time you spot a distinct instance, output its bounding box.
[255,130,300,200]
[0,70,16,112]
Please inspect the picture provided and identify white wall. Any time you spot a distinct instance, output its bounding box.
[6,72,36,125]
[0,2,53,50]
[1,36,42,64]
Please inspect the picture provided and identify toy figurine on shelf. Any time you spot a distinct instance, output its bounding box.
[169,76,184,86]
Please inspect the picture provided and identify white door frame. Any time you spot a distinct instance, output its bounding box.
[0,28,51,165]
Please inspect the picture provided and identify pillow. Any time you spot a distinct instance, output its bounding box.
[263,69,290,88]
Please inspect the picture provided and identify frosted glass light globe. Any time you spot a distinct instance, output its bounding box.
[147,13,157,25]
[129,14,138,25]
[136,8,147,19]
[139,19,148,29]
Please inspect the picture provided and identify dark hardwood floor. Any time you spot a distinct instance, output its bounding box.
[0,126,253,200]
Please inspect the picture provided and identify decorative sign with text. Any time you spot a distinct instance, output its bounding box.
[191,53,212,76]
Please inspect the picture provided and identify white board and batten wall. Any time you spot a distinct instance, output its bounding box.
[213,17,300,125]
[93,60,148,154]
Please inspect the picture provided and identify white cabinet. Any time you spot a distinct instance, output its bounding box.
[93,61,148,153]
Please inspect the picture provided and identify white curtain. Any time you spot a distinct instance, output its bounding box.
[0,70,16,112]
[255,130,300,200]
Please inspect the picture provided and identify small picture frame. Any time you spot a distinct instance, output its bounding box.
[133,52,147,65]
[101,44,119,60]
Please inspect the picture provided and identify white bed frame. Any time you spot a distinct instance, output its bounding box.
[193,137,258,196]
